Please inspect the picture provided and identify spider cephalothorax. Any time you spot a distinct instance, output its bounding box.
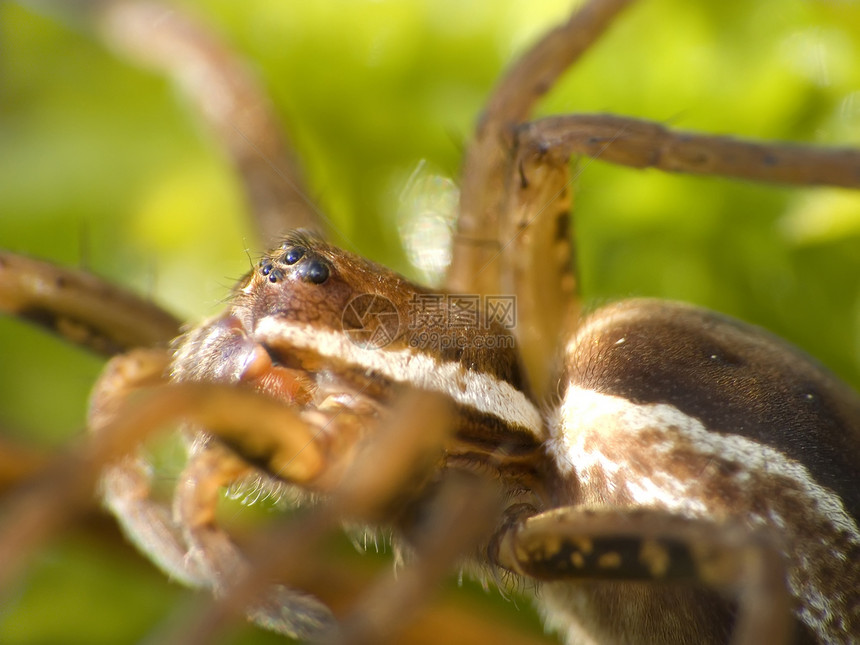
[177,232,546,499]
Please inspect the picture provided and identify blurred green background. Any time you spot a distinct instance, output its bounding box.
[1,0,859,643]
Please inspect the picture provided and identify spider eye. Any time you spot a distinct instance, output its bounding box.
[282,247,305,265]
[298,258,330,284]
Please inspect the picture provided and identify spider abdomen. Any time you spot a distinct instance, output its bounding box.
[546,299,860,643]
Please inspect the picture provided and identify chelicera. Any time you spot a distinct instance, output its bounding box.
[1,1,859,644]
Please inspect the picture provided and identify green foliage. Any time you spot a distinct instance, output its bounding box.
[1,0,858,642]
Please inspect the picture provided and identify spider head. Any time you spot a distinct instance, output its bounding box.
[171,230,543,496]
[232,230,423,355]
[229,229,528,390]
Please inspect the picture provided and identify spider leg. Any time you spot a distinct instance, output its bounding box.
[74,347,213,587]
[339,469,504,645]
[498,134,579,401]
[449,0,634,295]
[0,378,327,592]
[44,0,323,244]
[490,101,860,401]
[491,505,794,645]
[173,441,338,640]
[88,340,365,639]
[171,392,501,644]
[0,251,180,355]
[88,346,334,622]
[100,456,206,587]
[0,434,49,494]
[519,114,860,189]
[447,0,633,399]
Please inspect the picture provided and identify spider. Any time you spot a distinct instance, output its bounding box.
[1,0,859,643]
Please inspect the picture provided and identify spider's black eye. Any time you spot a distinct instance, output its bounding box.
[298,258,330,284]
[260,262,273,276]
[282,247,305,265]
